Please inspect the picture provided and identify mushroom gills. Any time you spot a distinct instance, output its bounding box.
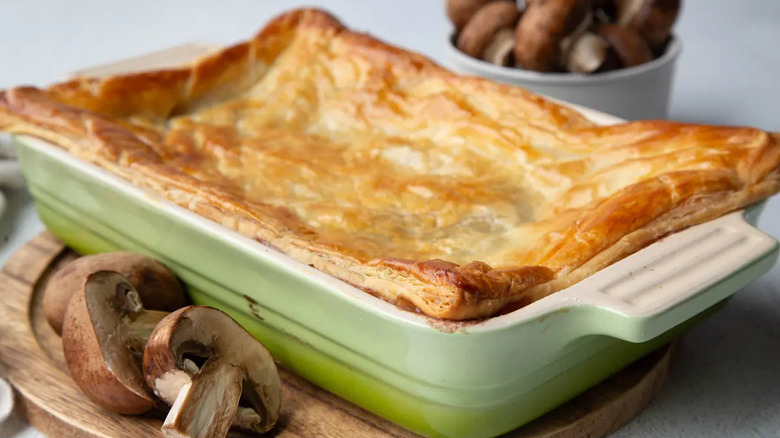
[81,272,167,409]
[123,309,170,358]
[177,340,213,374]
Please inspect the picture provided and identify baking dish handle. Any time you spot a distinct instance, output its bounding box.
[564,210,779,343]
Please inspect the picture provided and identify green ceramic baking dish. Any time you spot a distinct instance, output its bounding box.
[13,102,779,437]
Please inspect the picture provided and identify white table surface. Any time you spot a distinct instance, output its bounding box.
[0,1,778,437]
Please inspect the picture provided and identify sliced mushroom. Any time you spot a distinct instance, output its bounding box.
[456,0,521,58]
[514,0,591,72]
[616,0,680,51]
[482,27,516,65]
[44,252,185,335]
[144,306,282,438]
[62,271,183,414]
[446,0,499,29]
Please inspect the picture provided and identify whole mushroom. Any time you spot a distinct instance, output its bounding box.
[514,0,592,72]
[616,0,680,51]
[44,252,186,335]
[456,1,521,59]
[62,271,186,414]
[144,306,282,438]
[446,0,499,29]
[565,24,652,73]
[597,24,653,66]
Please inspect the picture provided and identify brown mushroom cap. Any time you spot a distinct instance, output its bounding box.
[597,24,653,67]
[456,1,520,58]
[44,252,186,335]
[616,0,680,50]
[447,0,499,29]
[514,0,591,72]
[144,306,282,437]
[62,271,179,415]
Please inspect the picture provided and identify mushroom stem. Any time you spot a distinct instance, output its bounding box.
[565,33,610,74]
[162,361,244,438]
[124,310,169,358]
[144,306,282,437]
[559,9,593,64]
[482,28,516,66]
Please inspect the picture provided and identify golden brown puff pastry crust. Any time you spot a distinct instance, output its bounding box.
[1,9,779,320]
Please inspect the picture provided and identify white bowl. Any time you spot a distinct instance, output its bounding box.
[446,36,682,120]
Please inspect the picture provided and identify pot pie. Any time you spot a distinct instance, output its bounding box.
[1,9,779,320]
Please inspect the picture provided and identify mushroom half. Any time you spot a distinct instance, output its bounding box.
[44,252,185,335]
[144,306,282,438]
[62,271,180,414]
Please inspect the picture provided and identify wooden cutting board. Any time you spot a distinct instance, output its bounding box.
[0,232,674,438]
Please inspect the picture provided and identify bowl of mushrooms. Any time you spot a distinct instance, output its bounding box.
[445,0,682,120]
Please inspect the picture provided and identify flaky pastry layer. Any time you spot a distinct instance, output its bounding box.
[1,9,779,319]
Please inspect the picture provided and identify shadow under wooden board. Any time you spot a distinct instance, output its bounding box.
[0,232,675,438]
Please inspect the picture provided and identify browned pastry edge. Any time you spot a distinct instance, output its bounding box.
[1,9,779,320]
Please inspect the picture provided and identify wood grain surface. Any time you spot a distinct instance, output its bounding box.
[0,232,674,438]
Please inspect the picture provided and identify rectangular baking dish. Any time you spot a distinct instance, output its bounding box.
[12,49,780,438]
[15,132,778,438]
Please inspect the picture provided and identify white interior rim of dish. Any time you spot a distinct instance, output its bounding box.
[446,35,682,85]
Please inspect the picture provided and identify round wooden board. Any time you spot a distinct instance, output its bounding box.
[0,232,675,438]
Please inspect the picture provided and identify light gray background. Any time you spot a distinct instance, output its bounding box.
[0,1,778,437]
